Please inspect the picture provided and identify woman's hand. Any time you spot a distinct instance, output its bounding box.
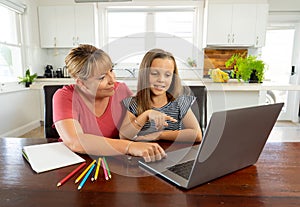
[127,141,166,162]
[148,110,177,130]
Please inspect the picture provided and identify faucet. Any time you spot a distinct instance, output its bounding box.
[124,68,136,78]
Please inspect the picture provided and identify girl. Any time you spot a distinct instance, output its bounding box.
[120,49,202,142]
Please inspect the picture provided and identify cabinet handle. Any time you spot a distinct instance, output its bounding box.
[228,34,231,43]
[76,37,79,45]
[232,34,234,43]
[54,37,56,47]
[256,36,259,45]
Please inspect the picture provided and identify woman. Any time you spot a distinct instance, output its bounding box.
[53,44,166,162]
[119,48,202,142]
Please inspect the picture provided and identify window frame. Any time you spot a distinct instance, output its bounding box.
[0,4,25,85]
[97,3,204,72]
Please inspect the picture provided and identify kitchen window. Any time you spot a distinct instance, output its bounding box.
[105,7,198,65]
[0,4,23,83]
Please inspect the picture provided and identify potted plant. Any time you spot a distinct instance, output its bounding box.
[18,69,38,87]
[225,52,266,83]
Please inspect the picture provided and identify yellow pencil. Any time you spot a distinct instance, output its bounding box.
[92,157,101,182]
[75,160,96,184]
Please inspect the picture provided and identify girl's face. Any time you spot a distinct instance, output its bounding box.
[81,67,116,99]
[149,58,174,96]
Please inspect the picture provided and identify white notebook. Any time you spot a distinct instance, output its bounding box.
[22,142,85,173]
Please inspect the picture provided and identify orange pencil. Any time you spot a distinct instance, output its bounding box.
[57,162,86,187]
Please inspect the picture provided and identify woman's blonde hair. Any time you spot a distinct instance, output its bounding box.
[136,48,183,115]
[65,44,112,80]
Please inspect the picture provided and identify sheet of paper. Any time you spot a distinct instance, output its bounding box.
[22,142,85,173]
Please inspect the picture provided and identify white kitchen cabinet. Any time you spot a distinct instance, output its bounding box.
[38,5,95,48]
[205,3,257,47]
[254,4,269,47]
[74,5,95,46]
[38,6,57,48]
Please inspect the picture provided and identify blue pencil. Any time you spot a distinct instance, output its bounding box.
[77,163,95,190]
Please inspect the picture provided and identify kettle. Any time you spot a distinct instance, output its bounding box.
[44,65,53,78]
[63,66,70,78]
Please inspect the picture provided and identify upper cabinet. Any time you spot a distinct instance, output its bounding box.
[38,5,95,48]
[254,4,269,48]
[204,3,269,48]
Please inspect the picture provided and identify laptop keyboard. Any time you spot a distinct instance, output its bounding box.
[167,160,194,180]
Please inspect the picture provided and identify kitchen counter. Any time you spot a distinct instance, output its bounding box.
[30,78,75,89]
[183,79,300,91]
[31,78,300,122]
[31,78,300,91]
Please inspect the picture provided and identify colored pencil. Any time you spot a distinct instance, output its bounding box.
[91,157,101,182]
[102,159,109,180]
[103,157,112,179]
[77,163,95,190]
[57,162,86,187]
[75,160,96,184]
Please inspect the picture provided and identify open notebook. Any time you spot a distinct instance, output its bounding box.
[22,142,85,173]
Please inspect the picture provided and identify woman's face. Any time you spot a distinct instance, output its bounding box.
[149,58,174,96]
[82,66,116,99]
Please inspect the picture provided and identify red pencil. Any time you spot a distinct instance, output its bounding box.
[57,162,86,187]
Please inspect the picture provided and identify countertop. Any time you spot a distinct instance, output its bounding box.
[30,78,300,91]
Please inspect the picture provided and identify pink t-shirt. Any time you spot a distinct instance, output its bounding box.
[53,82,132,138]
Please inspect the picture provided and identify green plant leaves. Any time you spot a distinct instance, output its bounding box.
[225,53,266,83]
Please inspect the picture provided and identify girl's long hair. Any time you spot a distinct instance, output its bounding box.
[136,48,183,115]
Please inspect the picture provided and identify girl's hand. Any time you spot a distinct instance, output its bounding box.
[127,142,166,162]
[148,110,177,130]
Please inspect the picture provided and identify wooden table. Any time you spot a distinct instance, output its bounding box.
[1,138,300,207]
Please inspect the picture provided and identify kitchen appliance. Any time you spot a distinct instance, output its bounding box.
[56,68,63,78]
[63,66,70,78]
[44,65,53,78]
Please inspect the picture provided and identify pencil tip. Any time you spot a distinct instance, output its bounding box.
[57,183,61,187]
[77,186,82,190]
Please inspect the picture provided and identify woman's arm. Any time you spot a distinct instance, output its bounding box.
[55,119,166,162]
[119,110,150,140]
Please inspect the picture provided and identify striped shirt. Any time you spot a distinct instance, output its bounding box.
[122,95,196,136]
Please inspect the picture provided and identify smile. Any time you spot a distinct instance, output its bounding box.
[153,85,166,90]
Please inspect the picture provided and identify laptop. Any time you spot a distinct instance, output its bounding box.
[139,103,284,189]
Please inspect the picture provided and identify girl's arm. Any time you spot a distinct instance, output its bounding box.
[119,110,177,140]
[135,109,202,142]
[55,118,166,162]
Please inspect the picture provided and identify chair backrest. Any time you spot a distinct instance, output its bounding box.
[189,85,207,133]
[43,85,64,138]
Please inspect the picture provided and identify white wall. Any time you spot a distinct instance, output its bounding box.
[21,0,47,75]
[0,89,41,137]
